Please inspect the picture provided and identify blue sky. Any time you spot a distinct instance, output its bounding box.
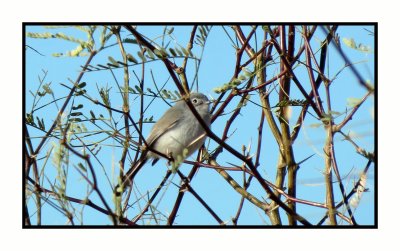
[25,24,375,225]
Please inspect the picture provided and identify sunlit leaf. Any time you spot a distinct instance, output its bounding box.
[42,84,53,94]
[134,85,143,94]
[347,97,362,107]
[146,49,155,59]
[309,123,322,128]
[173,47,181,57]
[26,32,55,39]
[69,118,82,122]
[108,56,119,67]
[128,86,137,94]
[181,47,189,56]
[343,37,373,53]
[154,48,167,58]
[137,51,146,62]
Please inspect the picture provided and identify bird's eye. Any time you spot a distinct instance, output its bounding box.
[192,98,198,104]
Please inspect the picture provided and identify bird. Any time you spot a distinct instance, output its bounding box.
[115,92,211,195]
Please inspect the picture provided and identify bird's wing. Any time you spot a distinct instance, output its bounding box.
[145,106,182,146]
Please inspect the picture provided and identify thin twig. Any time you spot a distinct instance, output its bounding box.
[61,124,117,225]
[321,26,374,92]
[33,51,97,156]
[132,170,172,224]
[176,171,224,225]
[26,177,135,225]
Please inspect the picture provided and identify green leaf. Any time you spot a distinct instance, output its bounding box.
[72,124,81,133]
[99,87,110,107]
[42,84,53,94]
[55,32,86,45]
[309,123,322,128]
[342,37,372,53]
[77,163,87,172]
[169,48,177,57]
[161,89,171,99]
[160,48,169,57]
[127,53,138,63]
[199,26,206,38]
[69,118,82,122]
[99,26,107,46]
[171,148,188,173]
[195,36,204,46]
[90,110,96,123]
[242,67,253,77]
[238,74,247,81]
[274,99,308,108]
[70,112,83,117]
[26,32,55,39]
[37,91,46,97]
[123,38,138,44]
[77,82,86,89]
[320,113,332,123]
[146,49,155,59]
[154,48,167,58]
[167,27,174,34]
[66,43,84,57]
[26,113,35,125]
[213,78,243,93]
[137,51,146,62]
[330,110,341,116]
[343,38,357,49]
[108,56,119,67]
[347,97,362,107]
[174,91,181,100]
[181,47,189,56]
[134,85,143,94]
[74,90,86,96]
[144,115,154,122]
[80,123,87,132]
[37,116,45,130]
[175,47,183,56]
[128,86,137,94]
[72,104,83,110]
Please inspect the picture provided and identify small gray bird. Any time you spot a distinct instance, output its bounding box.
[116,92,211,194]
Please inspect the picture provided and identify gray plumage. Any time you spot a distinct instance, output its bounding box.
[116,93,211,194]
